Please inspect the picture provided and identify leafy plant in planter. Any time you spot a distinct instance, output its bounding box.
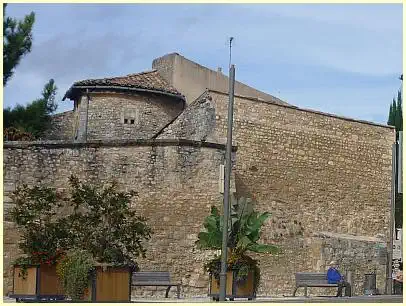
[56,249,95,301]
[8,176,152,301]
[196,197,280,294]
[8,184,70,278]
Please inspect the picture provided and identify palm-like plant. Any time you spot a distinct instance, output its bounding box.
[196,197,279,293]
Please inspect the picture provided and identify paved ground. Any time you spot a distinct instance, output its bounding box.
[4,295,403,303]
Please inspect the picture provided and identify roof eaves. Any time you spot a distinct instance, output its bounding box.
[63,85,186,102]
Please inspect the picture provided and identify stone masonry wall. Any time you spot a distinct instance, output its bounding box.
[77,92,184,141]
[3,139,227,297]
[157,92,219,143]
[3,88,395,297]
[157,89,395,296]
[46,110,75,140]
[311,232,387,296]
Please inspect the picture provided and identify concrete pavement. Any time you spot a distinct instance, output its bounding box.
[4,295,403,303]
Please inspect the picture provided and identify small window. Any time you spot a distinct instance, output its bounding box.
[122,108,138,125]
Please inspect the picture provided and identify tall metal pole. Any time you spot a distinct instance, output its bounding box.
[398,75,403,194]
[219,64,236,302]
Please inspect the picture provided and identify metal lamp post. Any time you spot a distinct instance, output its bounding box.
[219,64,236,301]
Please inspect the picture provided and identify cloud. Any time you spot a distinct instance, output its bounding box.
[3,4,402,126]
[279,84,400,124]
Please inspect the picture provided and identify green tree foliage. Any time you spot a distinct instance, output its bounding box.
[388,90,403,133]
[388,102,394,126]
[8,176,152,271]
[4,79,58,139]
[3,4,35,86]
[9,184,69,265]
[387,87,403,228]
[395,90,403,132]
[66,176,152,267]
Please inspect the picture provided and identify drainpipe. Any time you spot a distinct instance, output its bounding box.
[84,89,90,142]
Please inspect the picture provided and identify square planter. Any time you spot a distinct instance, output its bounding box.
[82,265,132,302]
[208,270,255,300]
[9,264,64,301]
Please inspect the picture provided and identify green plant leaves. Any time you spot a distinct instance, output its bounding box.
[247,243,280,254]
[196,197,281,294]
[196,232,222,250]
[196,198,280,256]
[9,176,151,272]
[56,249,95,301]
[196,206,222,250]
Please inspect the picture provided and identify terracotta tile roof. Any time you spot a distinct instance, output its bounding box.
[63,70,184,100]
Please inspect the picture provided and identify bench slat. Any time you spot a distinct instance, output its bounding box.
[133,276,170,280]
[132,282,178,286]
[295,272,339,287]
[132,272,175,286]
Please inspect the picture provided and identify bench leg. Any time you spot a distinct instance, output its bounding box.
[304,286,308,297]
[176,285,181,299]
[165,286,172,298]
[292,287,298,297]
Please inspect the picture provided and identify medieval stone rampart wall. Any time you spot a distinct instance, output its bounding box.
[157,90,395,295]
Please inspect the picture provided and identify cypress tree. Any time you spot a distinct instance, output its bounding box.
[387,86,403,228]
[395,90,403,132]
[388,103,394,125]
[388,98,397,126]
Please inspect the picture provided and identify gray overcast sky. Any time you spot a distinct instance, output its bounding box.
[3,3,403,124]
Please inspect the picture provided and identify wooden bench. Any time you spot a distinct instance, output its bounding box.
[132,272,181,299]
[292,272,346,297]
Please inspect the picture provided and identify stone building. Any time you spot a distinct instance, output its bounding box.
[3,53,395,297]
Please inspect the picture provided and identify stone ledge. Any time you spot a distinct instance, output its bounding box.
[3,138,238,151]
[314,231,386,243]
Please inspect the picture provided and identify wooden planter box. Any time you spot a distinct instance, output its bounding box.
[82,265,132,302]
[208,270,256,300]
[9,264,64,301]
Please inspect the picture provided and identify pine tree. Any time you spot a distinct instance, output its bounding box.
[4,79,58,139]
[3,4,35,86]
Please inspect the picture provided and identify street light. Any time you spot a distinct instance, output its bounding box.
[219,63,236,302]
